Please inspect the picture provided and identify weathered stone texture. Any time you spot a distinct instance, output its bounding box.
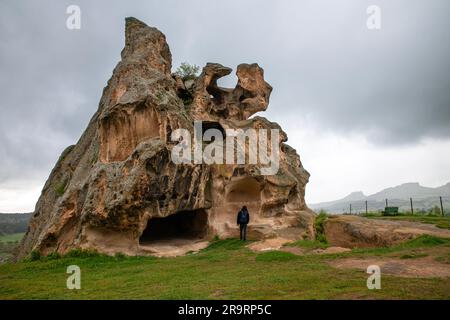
[16,18,314,259]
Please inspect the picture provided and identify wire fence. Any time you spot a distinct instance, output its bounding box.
[339,195,450,216]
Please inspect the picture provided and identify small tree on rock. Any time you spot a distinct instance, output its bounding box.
[175,62,200,81]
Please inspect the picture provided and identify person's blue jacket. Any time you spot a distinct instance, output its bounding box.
[237,208,250,225]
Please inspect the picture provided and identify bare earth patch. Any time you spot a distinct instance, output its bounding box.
[280,246,351,255]
[280,246,306,255]
[139,239,209,257]
[330,256,450,278]
[313,246,352,254]
[247,237,293,252]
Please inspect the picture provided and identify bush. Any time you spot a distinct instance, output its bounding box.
[428,206,443,216]
[54,180,67,197]
[29,250,41,261]
[314,211,328,244]
[289,239,328,250]
[175,62,200,80]
[114,252,127,260]
[46,252,61,260]
[316,233,327,244]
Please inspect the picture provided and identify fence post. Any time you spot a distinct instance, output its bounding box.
[440,196,444,216]
[410,197,414,215]
[365,200,368,215]
[385,198,388,207]
[350,204,352,215]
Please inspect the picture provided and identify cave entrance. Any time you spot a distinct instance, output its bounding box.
[222,177,262,223]
[139,209,208,244]
[226,177,261,203]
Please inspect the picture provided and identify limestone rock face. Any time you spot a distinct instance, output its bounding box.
[16,18,314,259]
[191,62,272,121]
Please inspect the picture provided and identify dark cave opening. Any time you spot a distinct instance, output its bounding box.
[206,85,225,105]
[201,121,226,137]
[139,209,208,243]
[177,88,193,106]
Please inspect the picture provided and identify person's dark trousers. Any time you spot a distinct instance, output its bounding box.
[239,223,247,241]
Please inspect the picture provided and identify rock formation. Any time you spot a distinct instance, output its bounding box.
[324,215,450,248]
[16,17,314,259]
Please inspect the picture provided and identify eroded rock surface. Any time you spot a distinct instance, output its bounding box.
[191,63,272,121]
[324,215,450,249]
[16,18,314,260]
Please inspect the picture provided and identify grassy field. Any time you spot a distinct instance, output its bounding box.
[365,214,450,229]
[0,232,25,243]
[0,236,449,300]
[0,232,24,262]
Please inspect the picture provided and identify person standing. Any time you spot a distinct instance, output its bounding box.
[236,206,250,241]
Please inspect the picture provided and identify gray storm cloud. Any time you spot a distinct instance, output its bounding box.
[0,0,449,185]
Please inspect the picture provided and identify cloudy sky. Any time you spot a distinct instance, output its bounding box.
[1,0,449,212]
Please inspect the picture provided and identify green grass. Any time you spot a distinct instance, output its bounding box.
[1,236,449,299]
[400,253,428,259]
[435,254,450,264]
[345,235,450,257]
[402,235,450,247]
[366,215,450,229]
[255,251,299,262]
[288,239,329,250]
[314,212,328,244]
[0,233,25,244]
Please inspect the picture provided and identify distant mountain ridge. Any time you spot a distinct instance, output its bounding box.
[366,182,450,201]
[309,182,450,214]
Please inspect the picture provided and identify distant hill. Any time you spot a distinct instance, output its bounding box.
[366,182,450,201]
[0,213,32,236]
[309,182,450,214]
